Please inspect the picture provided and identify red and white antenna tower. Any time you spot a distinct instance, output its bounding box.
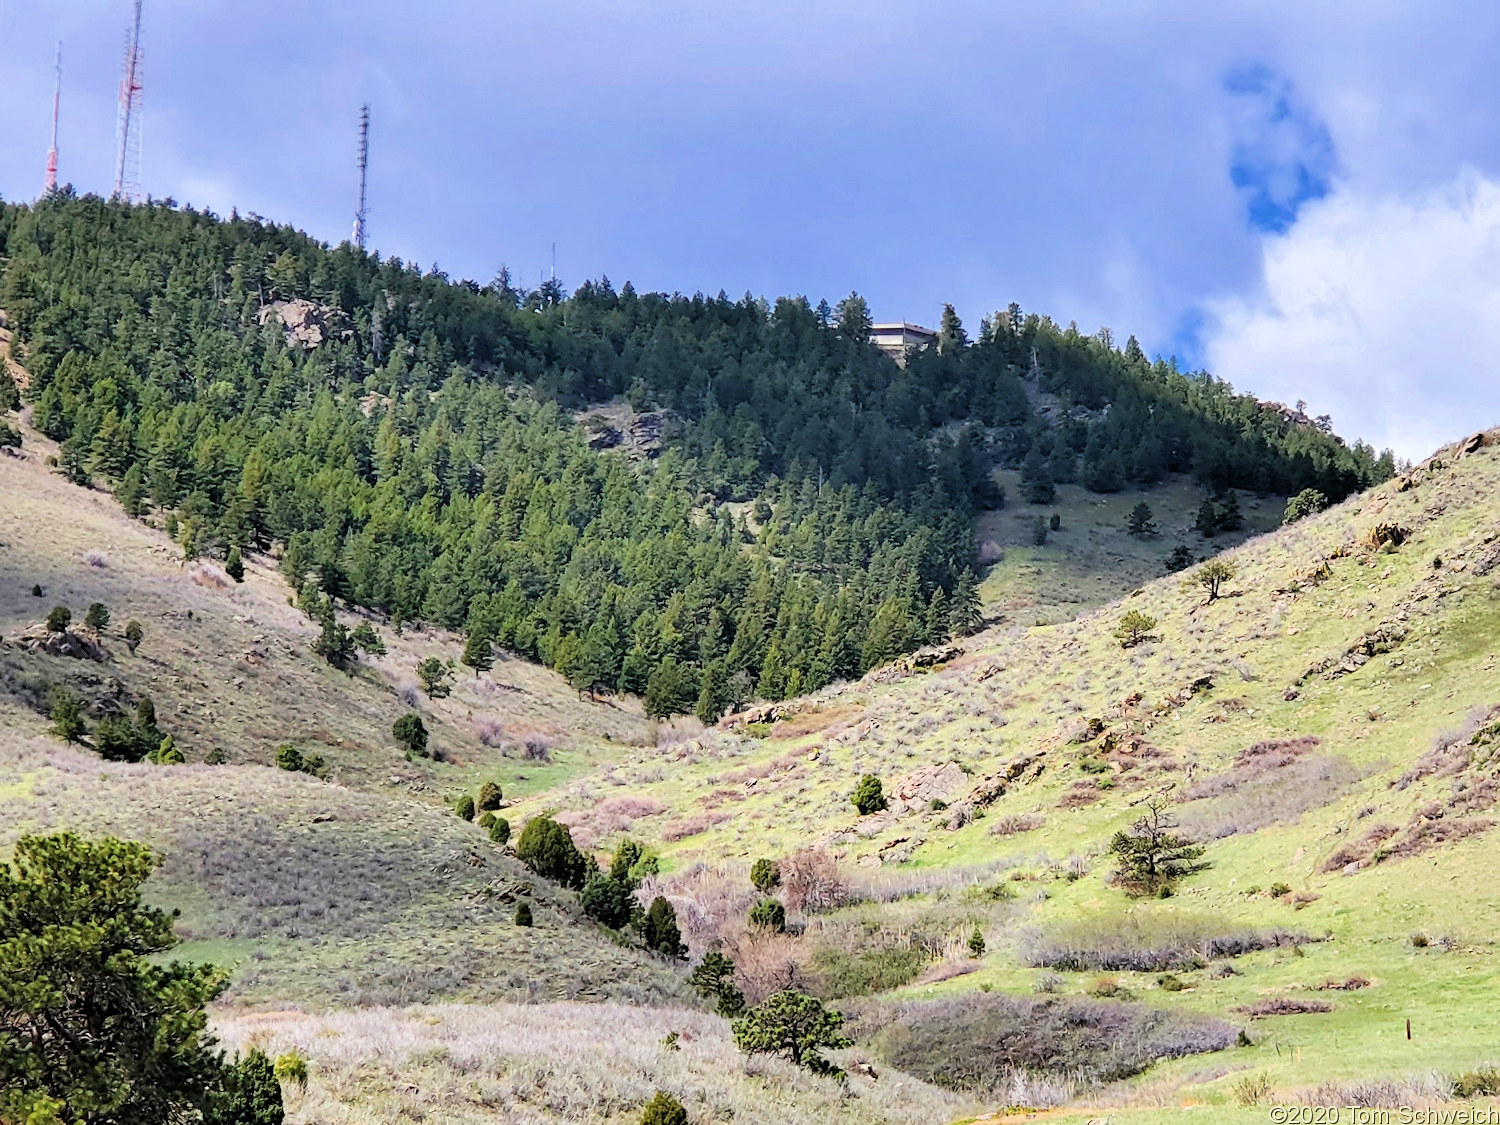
[43,43,61,194]
[113,0,144,203]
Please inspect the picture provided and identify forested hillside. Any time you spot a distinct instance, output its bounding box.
[0,193,1393,714]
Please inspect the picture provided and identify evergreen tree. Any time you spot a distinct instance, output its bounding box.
[948,569,982,637]
[1195,499,1219,538]
[1108,795,1208,896]
[641,896,686,958]
[461,629,494,677]
[1126,502,1156,537]
[732,991,852,1076]
[225,546,245,583]
[688,950,746,1017]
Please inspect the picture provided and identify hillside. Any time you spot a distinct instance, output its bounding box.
[0,193,1393,725]
[499,425,1500,1121]
[6,367,1500,1121]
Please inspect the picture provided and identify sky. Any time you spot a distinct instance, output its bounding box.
[2,1,1500,460]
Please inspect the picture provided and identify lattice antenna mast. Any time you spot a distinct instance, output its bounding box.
[44,43,61,194]
[352,104,370,250]
[113,0,144,203]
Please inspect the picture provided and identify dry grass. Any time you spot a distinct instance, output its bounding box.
[214,1002,971,1125]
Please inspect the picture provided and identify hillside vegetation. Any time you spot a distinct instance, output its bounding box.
[0,194,1391,722]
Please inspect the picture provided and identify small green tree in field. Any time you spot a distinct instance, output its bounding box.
[461,630,494,677]
[640,1091,687,1125]
[124,619,144,653]
[224,547,245,583]
[732,990,852,1076]
[516,817,587,888]
[688,950,746,1017]
[642,895,686,958]
[274,744,303,773]
[750,857,781,893]
[48,686,86,743]
[392,712,428,758]
[273,1050,309,1091]
[487,816,511,845]
[417,657,451,698]
[350,621,386,655]
[84,602,110,631]
[581,874,634,929]
[850,774,887,815]
[514,900,533,926]
[1108,794,1208,897]
[1189,558,1237,602]
[1195,499,1219,538]
[46,605,71,633]
[1283,487,1328,525]
[477,780,503,811]
[1113,608,1158,648]
[1164,545,1195,574]
[611,838,645,887]
[1032,515,1048,545]
[1127,502,1157,537]
[968,926,986,958]
[454,794,476,822]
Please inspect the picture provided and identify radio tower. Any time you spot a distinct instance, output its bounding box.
[43,43,61,194]
[352,104,370,250]
[112,0,145,203]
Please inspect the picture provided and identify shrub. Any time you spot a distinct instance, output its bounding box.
[850,774,887,816]
[642,896,686,958]
[1232,1073,1272,1107]
[873,992,1237,1093]
[391,712,428,758]
[1157,973,1184,991]
[1284,487,1328,525]
[1032,516,1048,545]
[454,794,476,822]
[516,817,587,888]
[477,780,503,811]
[417,656,452,698]
[487,816,512,845]
[1234,997,1333,1018]
[639,1091,687,1125]
[611,838,645,887]
[750,857,781,893]
[1108,795,1207,896]
[272,1050,309,1090]
[1022,911,1308,972]
[1113,609,1158,648]
[1269,882,1292,898]
[732,990,851,1075]
[274,744,304,773]
[224,547,245,583]
[582,874,634,929]
[514,901,533,926]
[84,602,110,631]
[46,605,71,633]
[968,927,986,958]
[781,849,854,914]
[48,686,86,743]
[478,811,496,830]
[808,943,930,998]
[149,736,184,765]
[31,583,43,597]
[124,620,144,653]
[1454,1068,1500,1098]
[210,1047,285,1125]
[748,898,786,932]
[688,950,746,1017]
[990,812,1046,837]
[1050,513,1061,531]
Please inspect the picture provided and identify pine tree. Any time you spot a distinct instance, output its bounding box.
[948,570,982,637]
[1127,502,1157,537]
[461,630,494,677]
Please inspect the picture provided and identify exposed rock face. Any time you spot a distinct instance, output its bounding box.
[7,624,109,662]
[257,299,351,350]
[889,761,968,813]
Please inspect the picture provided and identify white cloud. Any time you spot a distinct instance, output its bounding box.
[1204,170,1500,460]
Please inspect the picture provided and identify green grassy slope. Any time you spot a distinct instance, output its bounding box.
[506,427,1500,1118]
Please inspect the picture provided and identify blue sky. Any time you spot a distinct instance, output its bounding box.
[3,1,1500,458]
